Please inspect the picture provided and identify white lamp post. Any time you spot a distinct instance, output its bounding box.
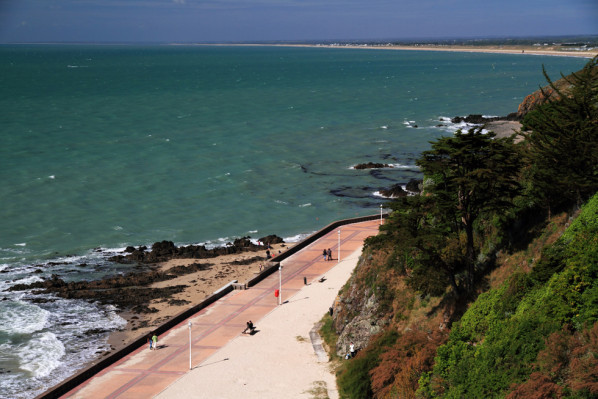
[278,265,282,305]
[380,204,383,225]
[188,321,192,370]
[337,229,341,263]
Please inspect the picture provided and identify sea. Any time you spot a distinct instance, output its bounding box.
[0,44,587,398]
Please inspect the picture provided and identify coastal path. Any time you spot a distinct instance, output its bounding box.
[58,219,381,399]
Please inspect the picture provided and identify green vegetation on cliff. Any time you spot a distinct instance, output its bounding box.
[418,193,598,398]
[331,56,598,398]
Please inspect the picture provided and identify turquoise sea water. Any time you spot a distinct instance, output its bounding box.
[0,45,588,397]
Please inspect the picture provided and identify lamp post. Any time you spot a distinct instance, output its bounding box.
[188,321,192,370]
[380,204,383,225]
[278,265,282,305]
[338,229,341,263]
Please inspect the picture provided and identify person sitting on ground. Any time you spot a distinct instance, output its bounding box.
[243,320,255,334]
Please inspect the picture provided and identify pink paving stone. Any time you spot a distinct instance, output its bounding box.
[194,324,241,347]
[159,347,219,372]
[111,372,182,399]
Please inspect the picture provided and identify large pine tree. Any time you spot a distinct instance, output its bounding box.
[522,56,598,214]
[417,129,521,292]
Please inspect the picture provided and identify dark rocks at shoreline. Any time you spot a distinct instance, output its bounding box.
[8,235,284,311]
[451,113,519,125]
[228,256,265,266]
[258,234,284,245]
[406,178,423,193]
[109,235,283,264]
[379,184,408,198]
[378,179,422,198]
[7,266,192,310]
[354,162,392,170]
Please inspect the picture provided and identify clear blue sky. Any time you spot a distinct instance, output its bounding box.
[1,0,597,43]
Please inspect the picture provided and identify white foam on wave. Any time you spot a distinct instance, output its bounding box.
[14,243,26,247]
[18,332,66,378]
[0,300,49,335]
[283,232,313,243]
[389,163,419,169]
[436,116,483,134]
[298,203,312,207]
[373,185,410,199]
[12,275,44,285]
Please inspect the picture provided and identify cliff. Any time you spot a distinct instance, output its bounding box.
[325,57,598,398]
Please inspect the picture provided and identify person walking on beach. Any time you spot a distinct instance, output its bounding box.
[152,333,158,350]
[327,248,332,261]
[148,334,153,350]
[323,249,328,261]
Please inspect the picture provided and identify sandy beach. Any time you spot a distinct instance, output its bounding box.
[198,42,598,58]
[323,44,598,58]
[108,242,293,351]
[154,246,365,399]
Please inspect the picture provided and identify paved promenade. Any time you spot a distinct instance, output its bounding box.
[60,219,381,398]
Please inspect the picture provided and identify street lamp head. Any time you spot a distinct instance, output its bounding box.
[188,321,192,328]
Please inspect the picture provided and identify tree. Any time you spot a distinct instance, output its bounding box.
[522,56,598,214]
[417,128,521,292]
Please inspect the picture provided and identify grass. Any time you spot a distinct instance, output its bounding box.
[303,380,330,399]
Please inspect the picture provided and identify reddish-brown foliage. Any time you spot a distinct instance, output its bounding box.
[369,329,447,399]
[507,323,598,398]
[568,323,598,395]
[506,372,563,399]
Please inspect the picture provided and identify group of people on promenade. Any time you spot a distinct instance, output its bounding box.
[322,248,332,261]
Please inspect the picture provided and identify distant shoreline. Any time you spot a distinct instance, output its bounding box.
[184,42,598,58]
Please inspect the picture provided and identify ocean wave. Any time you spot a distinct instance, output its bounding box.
[0,300,49,335]
[373,185,410,199]
[435,116,488,134]
[18,332,66,378]
[12,275,44,285]
[283,232,313,243]
[389,163,419,169]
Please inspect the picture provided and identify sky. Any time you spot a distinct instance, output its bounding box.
[0,0,597,43]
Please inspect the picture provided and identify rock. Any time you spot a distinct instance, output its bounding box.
[354,162,391,169]
[258,235,284,245]
[406,178,423,193]
[451,113,519,125]
[333,287,385,357]
[379,184,408,198]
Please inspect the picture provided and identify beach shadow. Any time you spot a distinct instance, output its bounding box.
[285,296,309,304]
[198,357,230,368]
[155,344,168,350]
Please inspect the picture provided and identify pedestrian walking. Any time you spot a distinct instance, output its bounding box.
[323,249,327,261]
[148,334,153,350]
[152,333,158,350]
[327,248,332,261]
